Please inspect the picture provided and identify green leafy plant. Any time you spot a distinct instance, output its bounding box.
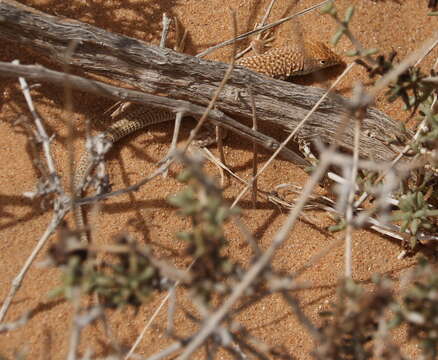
[315,277,395,359]
[169,164,241,302]
[49,230,167,308]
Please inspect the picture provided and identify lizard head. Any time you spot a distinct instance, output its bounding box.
[302,41,343,74]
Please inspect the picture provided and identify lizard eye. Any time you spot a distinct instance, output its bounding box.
[319,60,327,65]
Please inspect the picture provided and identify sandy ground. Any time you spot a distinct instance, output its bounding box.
[0,0,436,358]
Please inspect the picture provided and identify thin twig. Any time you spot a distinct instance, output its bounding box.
[344,104,361,278]
[124,279,184,359]
[14,61,59,181]
[0,208,67,322]
[248,85,259,207]
[0,68,68,322]
[0,311,30,333]
[67,288,82,360]
[160,13,172,48]
[195,0,332,58]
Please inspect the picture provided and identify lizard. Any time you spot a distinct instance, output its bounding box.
[73,40,343,243]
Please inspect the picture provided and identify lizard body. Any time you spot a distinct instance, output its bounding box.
[74,41,342,242]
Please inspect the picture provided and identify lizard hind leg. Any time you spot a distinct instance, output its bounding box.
[250,25,276,55]
[251,34,275,55]
[192,122,228,148]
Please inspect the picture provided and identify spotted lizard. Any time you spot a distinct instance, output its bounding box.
[74,40,342,243]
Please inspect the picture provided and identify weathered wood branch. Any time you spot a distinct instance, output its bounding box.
[0,61,309,165]
[0,0,412,163]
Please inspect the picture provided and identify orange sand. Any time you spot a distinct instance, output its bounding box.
[0,0,436,358]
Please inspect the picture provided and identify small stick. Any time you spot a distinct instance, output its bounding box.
[248,85,259,207]
[159,17,184,177]
[0,311,30,333]
[216,125,227,187]
[345,101,361,279]
[161,111,184,178]
[0,67,67,322]
[0,210,67,322]
[160,13,171,48]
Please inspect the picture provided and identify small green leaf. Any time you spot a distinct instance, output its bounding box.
[331,28,345,45]
[416,191,424,207]
[328,221,346,232]
[362,48,379,56]
[344,6,355,23]
[320,1,335,14]
[410,218,421,235]
[176,231,192,241]
[409,236,417,249]
[413,209,426,219]
[47,286,65,299]
[391,211,405,221]
[400,219,409,233]
[425,209,438,216]
[345,49,359,57]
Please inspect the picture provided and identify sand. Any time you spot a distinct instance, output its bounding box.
[0,0,436,358]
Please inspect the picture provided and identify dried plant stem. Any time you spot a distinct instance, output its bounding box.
[0,70,67,322]
[0,311,30,333]
[146,342,183,360]
[0,209,67,322]
[125,279,185,359]
[15,61,59,179]
[160,13,171,48]
[66,288,82,360]
[345,117,361,278]
[249,85,259,207]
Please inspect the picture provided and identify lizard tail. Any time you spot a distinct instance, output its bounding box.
[73,106,175,243]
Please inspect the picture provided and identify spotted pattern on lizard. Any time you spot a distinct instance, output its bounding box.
[237,41,342,79]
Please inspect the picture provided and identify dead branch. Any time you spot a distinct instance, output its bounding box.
[0,0,412,164]
[0,61,308,166]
